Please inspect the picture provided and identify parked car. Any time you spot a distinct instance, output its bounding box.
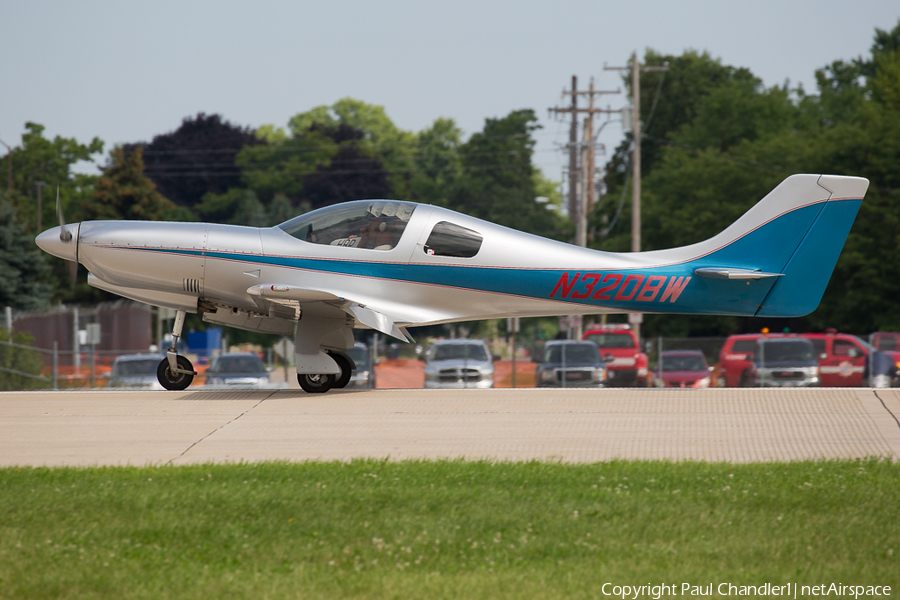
[205,352,276,388]
[799,331,897,388]
[749,338,819,387]
[423,339,494,389]
[108,353,166,390]
[717,333,785,387]
[345,342,376,389]
[655,350,711,388]
[535,340,607,388]
[582,324,649,386]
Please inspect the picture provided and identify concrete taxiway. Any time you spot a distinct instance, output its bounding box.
[1,388,899,467]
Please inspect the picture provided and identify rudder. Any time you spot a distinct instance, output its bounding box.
[757,175,868,317]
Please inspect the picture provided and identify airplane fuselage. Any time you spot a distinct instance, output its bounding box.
[34,174,870,391]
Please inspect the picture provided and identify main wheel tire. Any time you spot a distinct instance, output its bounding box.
[329,353,352,389]
[157,356,194,391]
[738,371,752,387]
[298,372,334,393]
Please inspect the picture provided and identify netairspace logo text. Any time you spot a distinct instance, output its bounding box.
[600,582,892,599]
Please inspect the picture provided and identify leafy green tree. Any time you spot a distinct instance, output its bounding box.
[238,98,422,212]
[127,113,260,208]
[408,117,463,205]
[3,122,103,234]
[604,21,900,336]
[196,188,267,226]
[449,110,569,238]
[288,98,417,193]
[0,201,53,309]
[85,147,185,221]
[267,193,298,225]
[803,21,900,332]
[298,124,393,208]
[236,122,337,203]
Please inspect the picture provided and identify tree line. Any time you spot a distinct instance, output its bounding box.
[597,21,900,336]
[1,20,898,338]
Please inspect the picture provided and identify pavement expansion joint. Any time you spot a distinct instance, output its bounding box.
[165,391,278,465]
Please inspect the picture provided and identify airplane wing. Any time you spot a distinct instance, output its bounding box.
[246,283,414,342]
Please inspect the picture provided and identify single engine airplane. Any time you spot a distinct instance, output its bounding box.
[36,174,868,392]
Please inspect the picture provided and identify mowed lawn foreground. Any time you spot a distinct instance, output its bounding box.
[0,459,897,599]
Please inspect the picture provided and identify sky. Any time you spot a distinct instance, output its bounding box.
[2,0,899,185]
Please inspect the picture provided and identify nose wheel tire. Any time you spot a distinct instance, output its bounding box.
[157,355,195,391]
[298,373,334,393]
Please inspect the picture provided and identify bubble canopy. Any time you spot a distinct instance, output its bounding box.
[278,200,417,251]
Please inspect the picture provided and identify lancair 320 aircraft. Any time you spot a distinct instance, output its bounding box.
[36,174,868,392]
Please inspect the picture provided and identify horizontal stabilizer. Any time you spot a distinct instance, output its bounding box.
[694,268,783,280]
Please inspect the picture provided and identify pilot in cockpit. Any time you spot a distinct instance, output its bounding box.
[359,216,397,250]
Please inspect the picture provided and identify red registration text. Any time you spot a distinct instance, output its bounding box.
[550,272,691,303]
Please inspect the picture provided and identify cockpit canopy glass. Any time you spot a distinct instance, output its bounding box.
[279,200,416,251]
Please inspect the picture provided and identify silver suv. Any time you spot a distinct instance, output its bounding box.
[750,338,820,387]
[108,353,166,390]
[423,339,494,389]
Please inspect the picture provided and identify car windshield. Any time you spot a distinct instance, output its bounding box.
[662,354,708,372]
[544,344,600,364]
[851,335,875,353]
[584,333,633,348]
[278,200,416,251]
[346,346,368,367]
[732,339,758,353]
[757,341,815,364]
[210,355,265,373]
[113,358,160,377]
[430,344,489,362]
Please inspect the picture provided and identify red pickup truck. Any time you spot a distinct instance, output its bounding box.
[717,330,887,387]
[583,324,649,387]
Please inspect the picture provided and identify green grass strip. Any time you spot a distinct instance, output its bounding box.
[1,459,898,599]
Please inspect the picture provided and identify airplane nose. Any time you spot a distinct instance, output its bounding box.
[35,224,79,262]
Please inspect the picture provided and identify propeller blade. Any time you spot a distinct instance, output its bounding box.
[57,185,72,242]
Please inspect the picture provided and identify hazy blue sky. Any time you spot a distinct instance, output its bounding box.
[2,0,898,183]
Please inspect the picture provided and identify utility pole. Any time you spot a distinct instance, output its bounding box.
[549,78,620,246]
[0,136,11,195]
[605,53,668,342]
[562,75,578,225]
[550,77,620,341]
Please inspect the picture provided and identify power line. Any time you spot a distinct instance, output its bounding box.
[548,76,621,247]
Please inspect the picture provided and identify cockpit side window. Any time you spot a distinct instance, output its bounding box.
[278,201,416,250]
[423,221,483,258]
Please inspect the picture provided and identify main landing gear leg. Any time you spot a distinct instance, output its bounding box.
[294,315,354,394]
[157,309,197,391]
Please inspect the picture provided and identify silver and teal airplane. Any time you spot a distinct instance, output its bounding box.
[36,174,868,392]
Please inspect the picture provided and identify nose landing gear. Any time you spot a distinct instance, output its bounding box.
[156,309,197,391]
